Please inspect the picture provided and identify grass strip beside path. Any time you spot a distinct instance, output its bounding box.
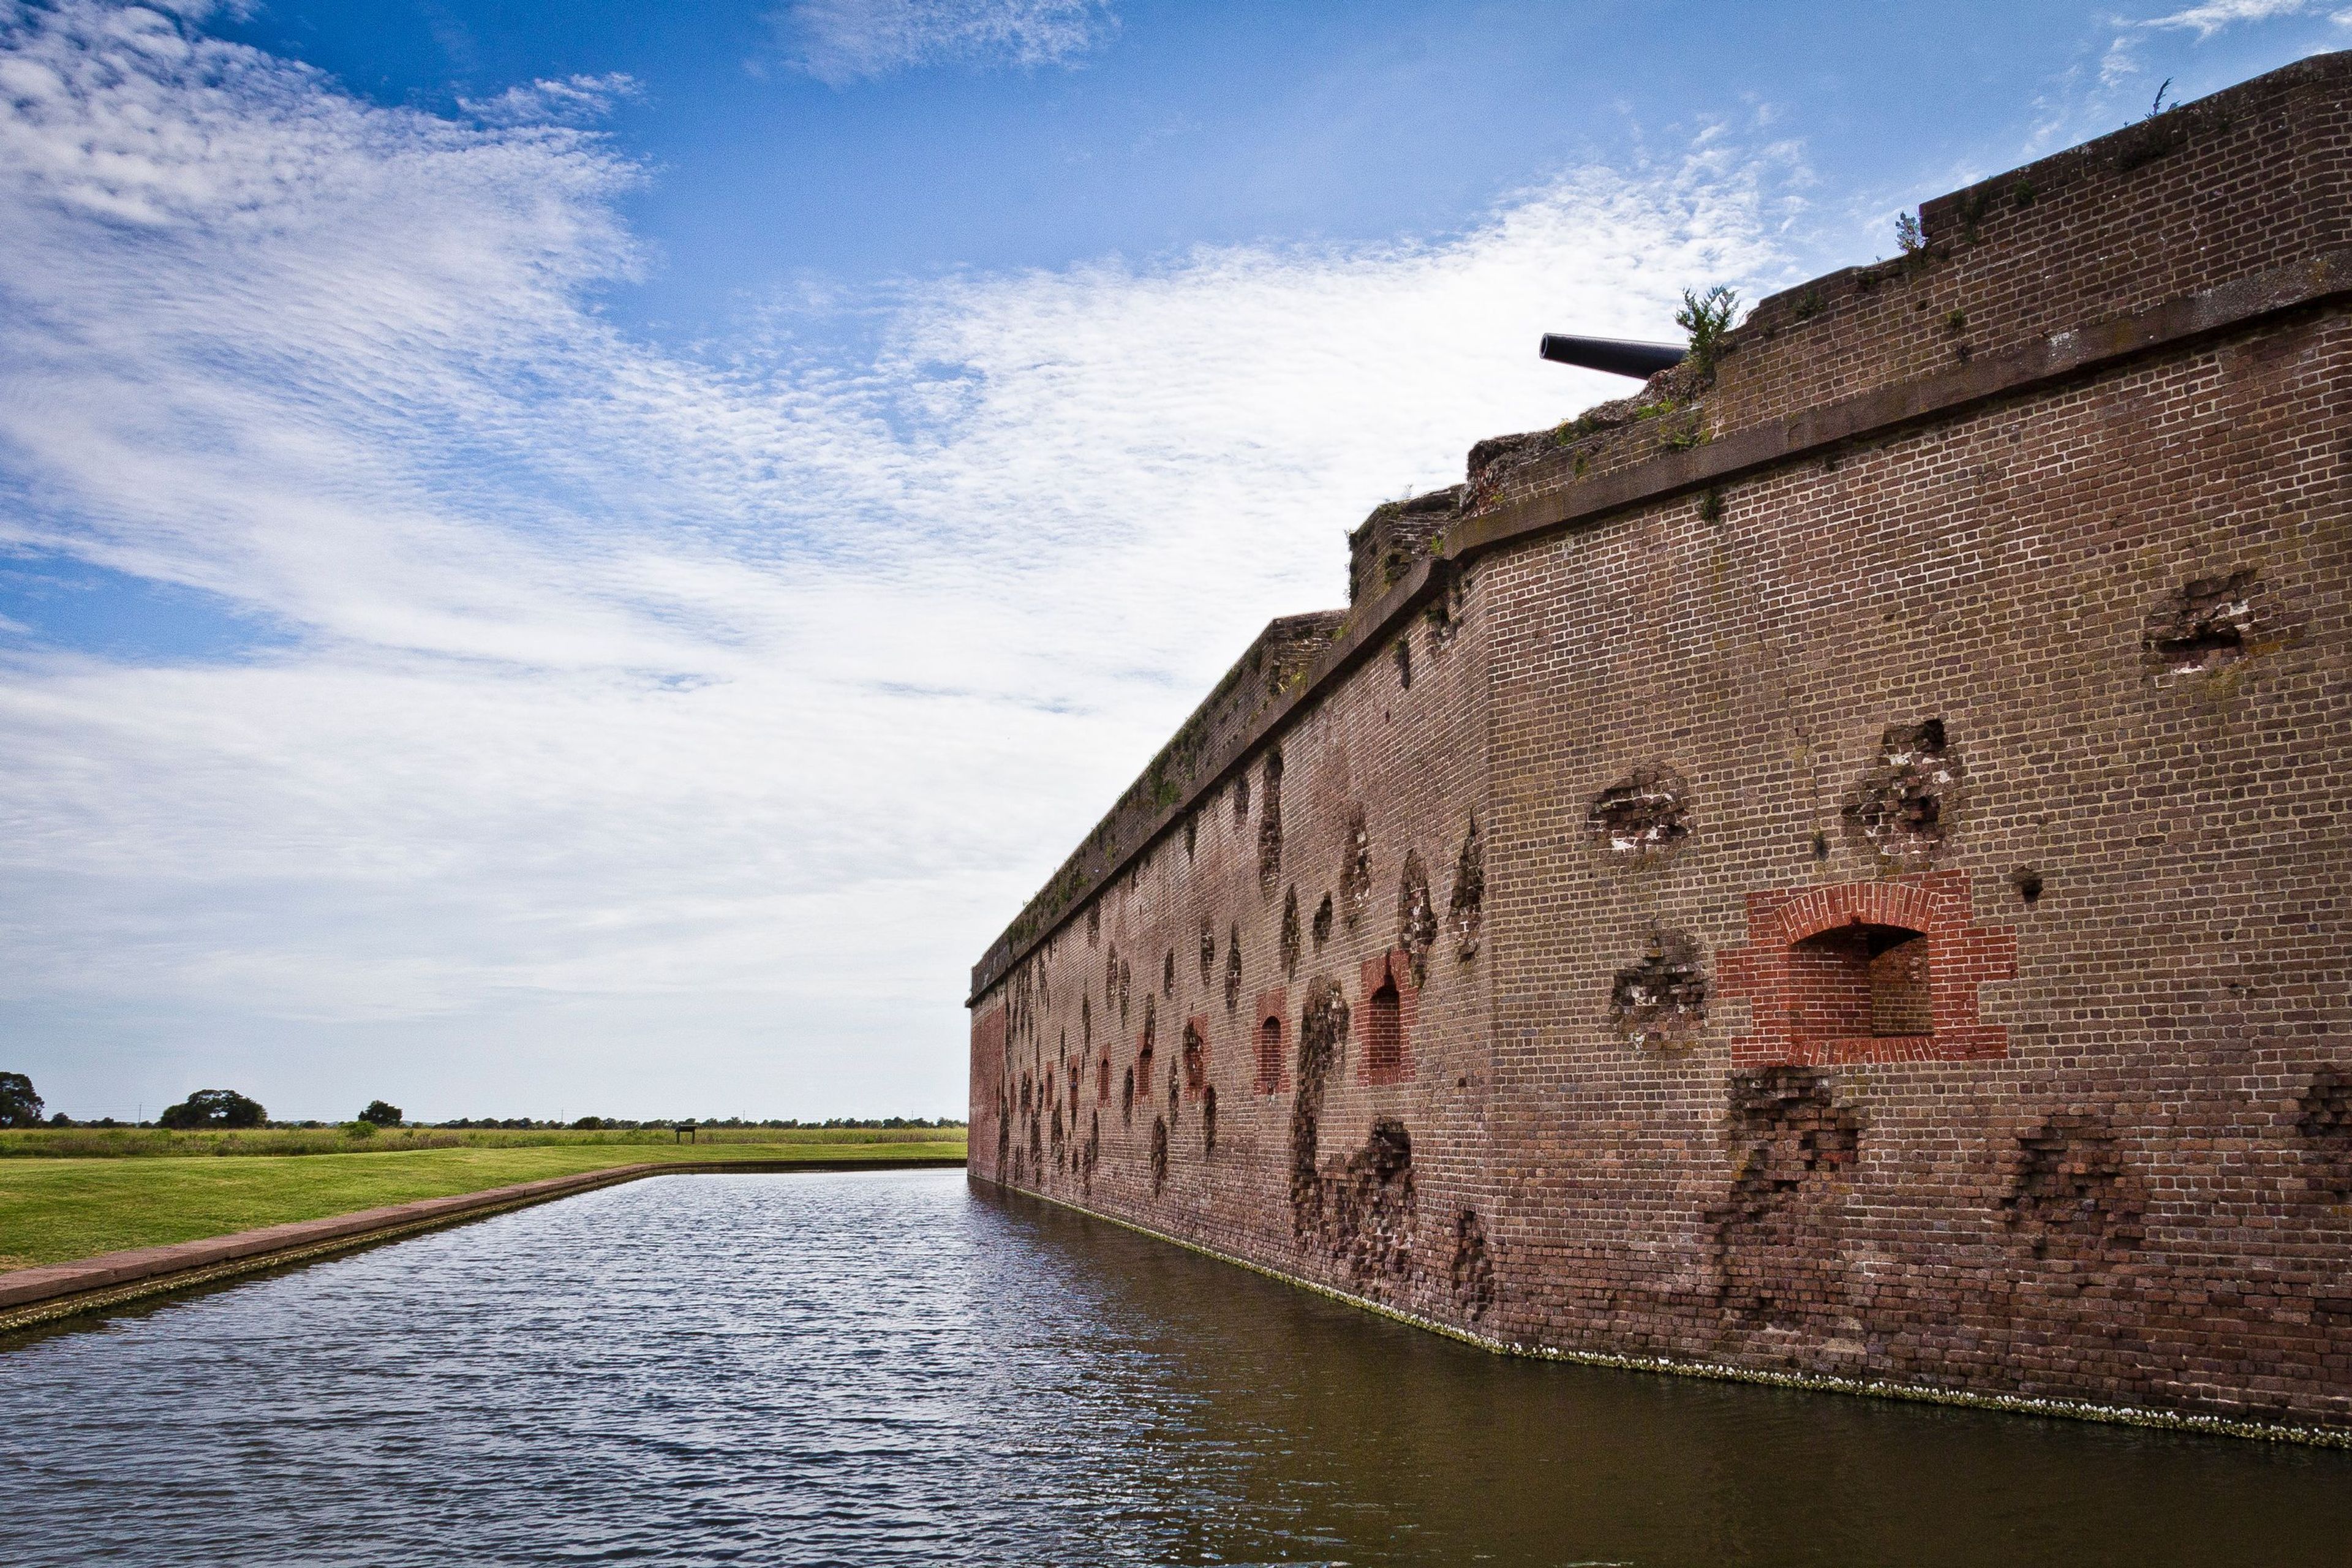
[0,1139,966,1270]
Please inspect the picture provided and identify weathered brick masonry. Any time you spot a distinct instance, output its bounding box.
[969,56,2352,1436]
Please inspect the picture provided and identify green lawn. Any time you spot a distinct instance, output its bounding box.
[0,1136,966,1270]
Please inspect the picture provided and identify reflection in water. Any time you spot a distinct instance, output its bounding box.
[1,1169,2342,1566]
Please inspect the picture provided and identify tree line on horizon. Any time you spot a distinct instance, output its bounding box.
[0,1072,964,1133]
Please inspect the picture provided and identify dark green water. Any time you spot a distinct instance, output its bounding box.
[1,1168,2341,1566]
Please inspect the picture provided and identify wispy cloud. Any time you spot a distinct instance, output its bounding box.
[0,1,1792,1117]
[771,0,1115,86]
[2141,0,2321,37]
[459,72,639,126]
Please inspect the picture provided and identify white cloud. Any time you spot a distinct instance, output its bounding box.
[2141,0,2318,37]
[459,72,639,127]
[0,1,1792,1118]
[772,0,1114,85]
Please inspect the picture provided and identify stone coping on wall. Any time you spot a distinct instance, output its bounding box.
[968,243,2352,1005]
[0,1156,967,1333]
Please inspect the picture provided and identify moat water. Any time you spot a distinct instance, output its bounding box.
[2,1169,2343,1567]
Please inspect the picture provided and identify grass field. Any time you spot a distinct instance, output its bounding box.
[0,1130,966,1270]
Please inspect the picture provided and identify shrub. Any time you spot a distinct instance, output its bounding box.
[159,1089,268,1129]
[357,1099,403,1127]
[1674,285,1741,381]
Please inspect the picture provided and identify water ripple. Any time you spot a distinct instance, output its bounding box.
[1,1170,2344,1567]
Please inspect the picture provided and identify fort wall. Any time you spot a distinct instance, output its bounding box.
[970,55,2352,1435]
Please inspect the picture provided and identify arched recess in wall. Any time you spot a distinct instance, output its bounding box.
[1254,989,1288,1095]
[1355,949,1418,1086]
[1366,974,1403,1080]
[1789,924,1932,1038]
[1716,872,2015,1067]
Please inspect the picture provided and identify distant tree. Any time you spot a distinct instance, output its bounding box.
[0,1072,44,1128]
[571,1115,603,1130]
[358,1100,403,1126]
[158,1089,267,1129]
[50,1110,70,1126]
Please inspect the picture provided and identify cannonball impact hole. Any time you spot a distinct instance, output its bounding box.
[1587,765,1691,858]
[2010,865,2045,905]
[1846,719,1958,863]
[1609,929,1708,1048]
[2143,568,2259,675]
[1223,923,1243,1012]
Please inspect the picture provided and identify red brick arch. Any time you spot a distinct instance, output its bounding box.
[1253,989,1288,1094]
[1357,948,1420,1085]
[1716,871,2016,1068]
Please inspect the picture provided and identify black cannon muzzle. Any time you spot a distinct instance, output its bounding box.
[1538,334,1685,379]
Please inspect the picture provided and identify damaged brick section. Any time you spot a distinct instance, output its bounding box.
[1224,922,1243,1012]
[2141,568,2297,676]
[1609,929,1708,1049]
[1340,807,1371,928]
[1587,766,1692,859]
[1291,979,1415,1290]
[1287,978,1349,1234]
[1449,816,1485,960]
[1845,720,1959,864]
[1150,1114,1169,1196]
[1280,886,1302,978]
[1398,850,1436,987]
[1450,1208,1495,1320]
[1317,1120,1418,1288]
[2296,1069,2352,1197]
[1258,750,1284,891]
[1711,1067,1862,1331]
[2002,1114,2144,1261]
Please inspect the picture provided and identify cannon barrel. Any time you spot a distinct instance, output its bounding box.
[1538,334,1685,379]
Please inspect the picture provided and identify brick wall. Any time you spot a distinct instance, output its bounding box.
[970,566,1497,1325]
[971,53,2352,1434]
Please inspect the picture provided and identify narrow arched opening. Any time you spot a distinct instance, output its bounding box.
[1366,975,1404,1080]
[1256,1014,1284,1095]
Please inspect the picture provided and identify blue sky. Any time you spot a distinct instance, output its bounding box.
[0,0,2343,1123]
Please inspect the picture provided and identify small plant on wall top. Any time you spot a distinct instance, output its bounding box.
[1674,285,1740,381]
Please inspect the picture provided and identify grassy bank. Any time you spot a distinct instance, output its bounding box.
[0,1125,960,1159]
[0,1134,965,1270]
